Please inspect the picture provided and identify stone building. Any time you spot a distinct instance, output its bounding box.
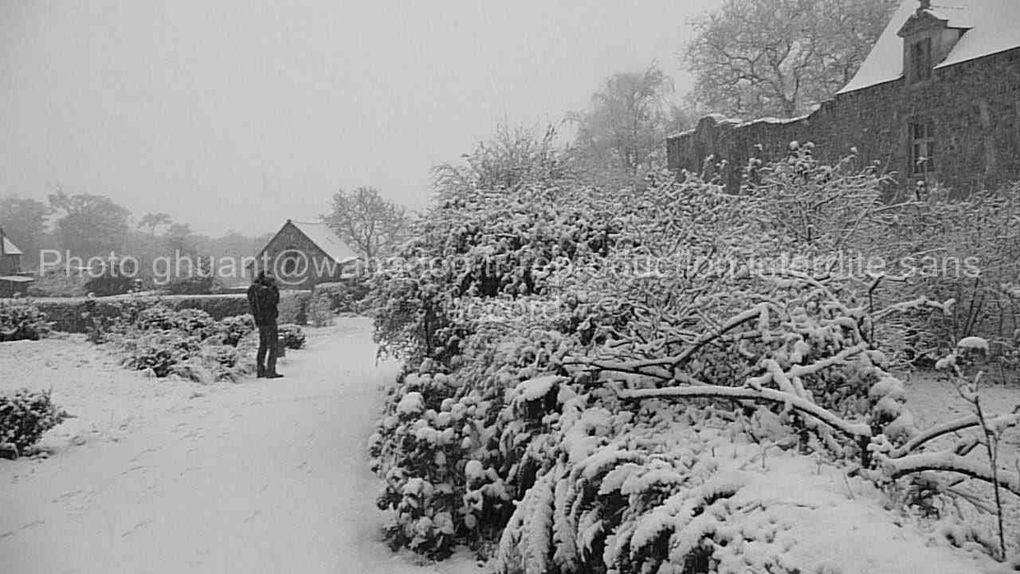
[250,220,358,290]
[0,227,33,297]
[667,0,1020,195]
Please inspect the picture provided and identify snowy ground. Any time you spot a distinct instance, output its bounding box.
[0,318,487,574]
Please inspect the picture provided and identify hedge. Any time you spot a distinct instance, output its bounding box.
[30,291,311,333]
[311,279,371,314]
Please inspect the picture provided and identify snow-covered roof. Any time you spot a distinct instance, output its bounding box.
[289,220,358,263]
[838,0,1020,94]
[1,236,22,256]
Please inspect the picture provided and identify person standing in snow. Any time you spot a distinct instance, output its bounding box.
[247,270,283,378]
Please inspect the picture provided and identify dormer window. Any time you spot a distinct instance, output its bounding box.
[897,1,970,87]
[909,37,933,83]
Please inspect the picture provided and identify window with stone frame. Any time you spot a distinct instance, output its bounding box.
[910,121,936,174]
[909,37,933,83]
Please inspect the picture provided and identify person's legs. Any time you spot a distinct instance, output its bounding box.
[266,322,283,378]
[256,325,269,377]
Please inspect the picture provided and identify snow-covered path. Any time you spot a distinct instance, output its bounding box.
[0,318,482,574]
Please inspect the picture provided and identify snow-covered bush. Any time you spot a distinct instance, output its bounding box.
[311,280,371,317]
[107,306,257,382]
[0,388,69,458]
[887,185,1020,369]
[372,136,1019,568]
[120,331,202,378]
[0,299,50,342]
[370,362,494,558]
[748,154,1020,370]
[279,324,306,350]
[370,317,586,558]
[135,304,216,339]
[370,187,620,364]
[215,314,255,347]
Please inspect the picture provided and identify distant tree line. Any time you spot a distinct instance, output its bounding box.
[0,190,273,279]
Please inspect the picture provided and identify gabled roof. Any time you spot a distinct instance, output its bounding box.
[838,0,1020,94]
[288,220,358,263]
[1,236,22,256]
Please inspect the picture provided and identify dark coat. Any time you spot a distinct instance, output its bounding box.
[247,278,280,326]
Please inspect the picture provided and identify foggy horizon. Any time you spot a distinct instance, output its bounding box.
[1,0,720,238]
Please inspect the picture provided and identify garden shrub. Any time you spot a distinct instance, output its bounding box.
[279,324,306,350]
[889,185,1020,368]
[104,305,257,382]
[277,290,311,326]
[312,280,371,315]
[371,184,622,365]
[0,299,50,342]
[120,331,203,377]
[371,138,1019,569]
[173,344,252,383]
[216,314,255,346]
[135,304,216,339]
[0,388,69,458]
[744,151,1020,370]
[372,271,922,566]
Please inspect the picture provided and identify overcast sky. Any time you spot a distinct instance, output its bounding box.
[1,0,720,236]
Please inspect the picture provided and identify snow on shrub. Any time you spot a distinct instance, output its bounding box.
[370,179,623,364]
[0,388,69,458]
[0,299,50,342]
[311,280,371,316]
[279,324,306,350]
[120,331,203,378]
[215,314,255,347]
[107,305,256,382]
[135,304,217,339]
[370,141,1019,568]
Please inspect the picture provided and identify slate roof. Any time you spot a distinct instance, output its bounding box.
[838,0,1020,94]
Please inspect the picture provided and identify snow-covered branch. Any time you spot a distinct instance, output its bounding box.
[613,383,871,439]
[881,451,1020,498]
[890,410,1020,458]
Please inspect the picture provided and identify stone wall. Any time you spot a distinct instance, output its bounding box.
[667,47,1020,195]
